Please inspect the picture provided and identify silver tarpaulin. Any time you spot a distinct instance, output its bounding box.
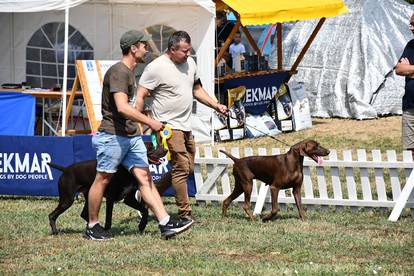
[269,0,414,119]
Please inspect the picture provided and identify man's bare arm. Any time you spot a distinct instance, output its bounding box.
[135,85,151,112]
[113,91,162,131]
[193,84,228,114]
[396,57,414,76]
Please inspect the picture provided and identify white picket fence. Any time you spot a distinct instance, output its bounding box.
[194,147,414,216]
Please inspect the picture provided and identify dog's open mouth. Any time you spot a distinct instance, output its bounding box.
[311,154,323,165]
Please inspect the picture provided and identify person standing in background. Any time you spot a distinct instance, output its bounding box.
[229,32,246,71]
[396,13,414,159]
[216,10,235,48]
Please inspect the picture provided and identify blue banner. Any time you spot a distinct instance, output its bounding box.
[0,135,196,197]
[148,157,196,197]
[223,72,290,115]
[0,136,73,196]
[72,135,96,162]
[0,92,35,136]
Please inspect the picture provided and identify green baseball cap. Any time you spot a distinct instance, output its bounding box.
[120,30,151,51]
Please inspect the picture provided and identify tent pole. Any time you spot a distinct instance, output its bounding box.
[241,25,261,57]
[231,9,261,57]
[215,20,241,66]
[277,23,282,70]
[61,4,69,136]
[289,17,326,78]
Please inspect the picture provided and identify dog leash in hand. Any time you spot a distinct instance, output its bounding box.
[225,113,292,147]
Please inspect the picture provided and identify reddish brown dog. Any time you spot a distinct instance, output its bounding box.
[220,139,330,221]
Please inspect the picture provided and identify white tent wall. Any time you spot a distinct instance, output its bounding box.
[0,0,215,143]
[0,13,14,83]
[0,0,87,12]
[270,0,413,119]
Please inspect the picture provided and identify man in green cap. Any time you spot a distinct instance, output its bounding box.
[85,30,194,241]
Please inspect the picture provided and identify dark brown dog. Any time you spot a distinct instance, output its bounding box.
[220,139,330,221]
[48,140,167,235]
[48,160,149,235]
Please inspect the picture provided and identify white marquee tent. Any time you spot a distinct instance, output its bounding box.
[0,0,216,142]
[270,0,414,119]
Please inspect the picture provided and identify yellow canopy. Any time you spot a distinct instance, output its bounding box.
[221,0,348,25]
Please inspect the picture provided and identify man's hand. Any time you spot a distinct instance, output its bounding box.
[193,84,229,115]
[401,57,410,65]
[148,119,164,132]
[215,103,228,115]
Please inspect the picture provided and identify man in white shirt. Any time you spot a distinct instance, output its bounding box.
[137,31,227,220]
[229,32,246,71]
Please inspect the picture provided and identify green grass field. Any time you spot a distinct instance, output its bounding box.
[1,198,413,275]
[1,117,414,275]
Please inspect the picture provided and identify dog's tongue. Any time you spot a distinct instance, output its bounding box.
[312,155,323,165]
[318,156,323,165]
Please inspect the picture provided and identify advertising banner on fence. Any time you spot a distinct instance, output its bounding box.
[0,135,196,197]
[0,136,73,196]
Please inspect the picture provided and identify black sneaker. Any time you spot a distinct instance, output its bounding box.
[159,218,194,239]
[84,223,112,241]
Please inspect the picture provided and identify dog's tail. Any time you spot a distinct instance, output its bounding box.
[48,162,66,172]
[219,150,239,162]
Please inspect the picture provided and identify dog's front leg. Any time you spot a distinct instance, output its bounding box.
[80,192,89,222]
[137,207,148,234]
[293,186,305,221]
[104,200,114,230]
[123,192,148,233]
[262,185,279,222]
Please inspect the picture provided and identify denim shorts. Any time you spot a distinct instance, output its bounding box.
[92,131,149,173]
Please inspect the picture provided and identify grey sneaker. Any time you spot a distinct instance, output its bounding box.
[159,218,194,239]
[84,224,112,241]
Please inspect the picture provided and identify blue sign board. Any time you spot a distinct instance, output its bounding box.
[0,135,195,197]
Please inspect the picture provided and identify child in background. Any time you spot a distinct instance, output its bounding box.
[229,32,246,71]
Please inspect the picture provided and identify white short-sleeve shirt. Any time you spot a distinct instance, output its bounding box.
[139,55,199,131]
[229,43,246,69]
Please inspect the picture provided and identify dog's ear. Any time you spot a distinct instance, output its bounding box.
[299,141,312,156]
[291,142,305,156]
[299,144,307,156]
